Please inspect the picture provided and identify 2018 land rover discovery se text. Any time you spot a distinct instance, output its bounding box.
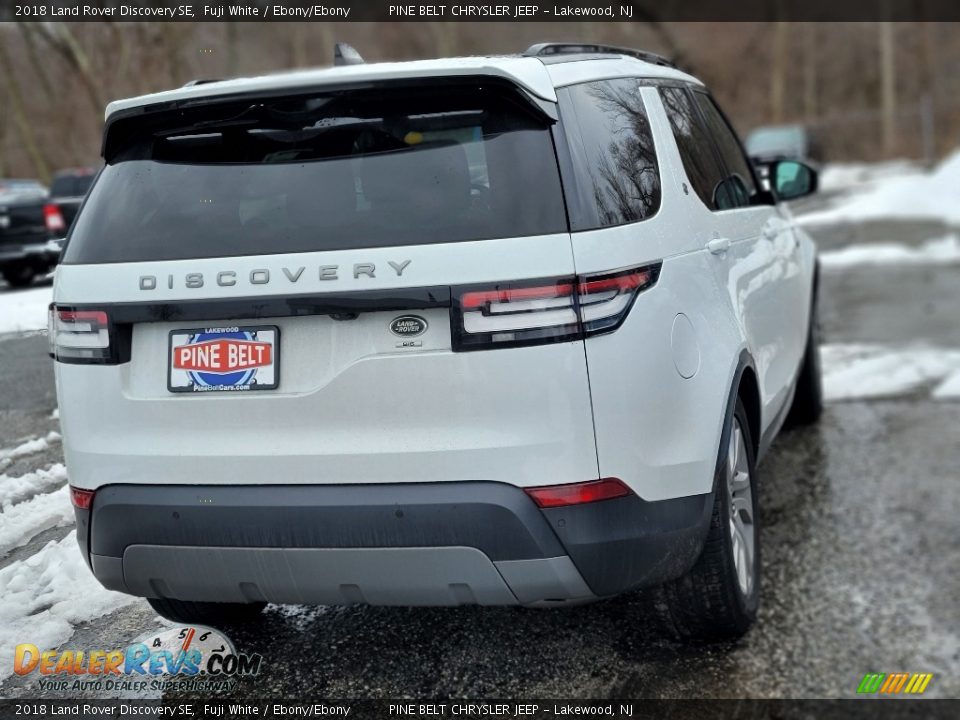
[52,43,822,640]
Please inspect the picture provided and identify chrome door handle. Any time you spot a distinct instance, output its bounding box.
[707,237,731,254]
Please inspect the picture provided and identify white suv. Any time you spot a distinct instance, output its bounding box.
[51,43,822,640]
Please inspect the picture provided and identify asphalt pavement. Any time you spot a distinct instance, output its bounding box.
[0,216,957,700]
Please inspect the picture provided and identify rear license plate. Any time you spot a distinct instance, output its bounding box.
[168,325,279,393]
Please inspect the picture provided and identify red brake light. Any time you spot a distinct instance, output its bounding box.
[452,263,661,351]
[43,203,66,234]
[460,281,576,310]
[49,306,114,363]
[524,478,633,508]
[70,487,95,510]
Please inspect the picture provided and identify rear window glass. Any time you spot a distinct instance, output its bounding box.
[65,82,567,264]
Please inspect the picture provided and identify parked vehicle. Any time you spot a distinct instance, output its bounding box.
[0,180,59,288]
[52,43,822,640]
[43,167,97,240]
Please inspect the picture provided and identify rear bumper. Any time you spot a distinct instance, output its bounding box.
[0,239,60,264]
[78,482,712,606]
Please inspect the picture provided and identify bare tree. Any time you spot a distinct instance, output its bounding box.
[0,34,51,183]
[33,23,103,118]
[770,20,788,123]
[879,19,897,155]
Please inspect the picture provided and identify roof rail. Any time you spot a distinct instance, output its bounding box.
[523,43,676,68]
[182,78,223,88]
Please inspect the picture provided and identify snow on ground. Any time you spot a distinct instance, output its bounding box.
[818,159,923,193]
[0,431,61,471]
[0,464,68,507]
[933,370,960,399]
[0,485,73,558]
[822,344,960,401]
[0,530,138,681]
[0,286,51,335]
[800,150,960,227]
[818,234,960,269]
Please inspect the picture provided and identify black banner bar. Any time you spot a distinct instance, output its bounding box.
[3,0,960,22]
[1,700,959,719]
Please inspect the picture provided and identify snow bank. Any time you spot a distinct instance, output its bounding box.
[801,150,960,226]
[818,234,960,269]
[0,485,73,558]
[818,160,922,193]
[822,344,960,401]
[0,431,62,471]
[0,463,68,507]
[0,286,52,335]
[0,531,138,681]
[933,370,960,399]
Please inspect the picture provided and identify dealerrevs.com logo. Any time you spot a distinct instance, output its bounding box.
[14,626,261,693]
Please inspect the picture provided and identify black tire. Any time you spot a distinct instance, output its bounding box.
[147,597,266,627]
[2,264,36,288]
[786,282,823,426]
[653,397,760,641]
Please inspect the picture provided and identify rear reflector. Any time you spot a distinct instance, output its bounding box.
[70,486,95,510]
[524,478,633,508]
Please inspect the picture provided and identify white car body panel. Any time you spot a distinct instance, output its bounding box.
[58,54,816,504]
[105,56,560,119]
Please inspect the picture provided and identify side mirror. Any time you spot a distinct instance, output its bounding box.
[770,160,818,201]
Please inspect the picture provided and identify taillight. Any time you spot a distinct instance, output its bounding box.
[43,203,66,234]
[452,263,660,351]
[49,306,113,363]
[70,486,95,510]
[525,478,633,508]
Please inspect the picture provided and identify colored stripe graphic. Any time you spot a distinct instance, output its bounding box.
[857,673,885,693]
[858,672,933,694]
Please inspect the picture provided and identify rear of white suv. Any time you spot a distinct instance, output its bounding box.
[53,46,821,639]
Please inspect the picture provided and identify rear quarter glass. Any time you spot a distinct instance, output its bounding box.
[64,82,567,264]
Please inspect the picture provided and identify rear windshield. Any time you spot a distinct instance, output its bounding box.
[64,82,567,264]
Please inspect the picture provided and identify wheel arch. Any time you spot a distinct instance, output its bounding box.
[714,349,761,491]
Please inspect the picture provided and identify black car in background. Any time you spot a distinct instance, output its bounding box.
[0,169,96,289]
[0,180,54,288]
[44,168,96,239]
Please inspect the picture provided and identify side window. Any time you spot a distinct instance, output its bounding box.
[693,92,759,206]
[562,78,661,230]
[659,86,728,211]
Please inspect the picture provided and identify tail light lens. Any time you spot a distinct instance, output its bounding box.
[525,478,633,508]
[452,263,661,351]
[49,306,114,363]
[43,203,66,234]
[70,486,95,510]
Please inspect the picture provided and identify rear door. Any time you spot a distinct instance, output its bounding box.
[54,79,602,491]
[691,90,807,419]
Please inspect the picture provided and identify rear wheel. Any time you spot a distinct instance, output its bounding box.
[147,598,266,627]
[653,398,760,641]
[1,264,36,288]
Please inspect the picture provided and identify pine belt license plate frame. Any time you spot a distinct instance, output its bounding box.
[167,325,280,393]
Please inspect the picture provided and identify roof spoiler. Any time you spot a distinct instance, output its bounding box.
[523,42,676,68]
[334,43,365,66]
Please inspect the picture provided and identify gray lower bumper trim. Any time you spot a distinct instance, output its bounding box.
[104,545,595,607]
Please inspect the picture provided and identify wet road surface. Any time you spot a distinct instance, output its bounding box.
[1,218,958,700]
